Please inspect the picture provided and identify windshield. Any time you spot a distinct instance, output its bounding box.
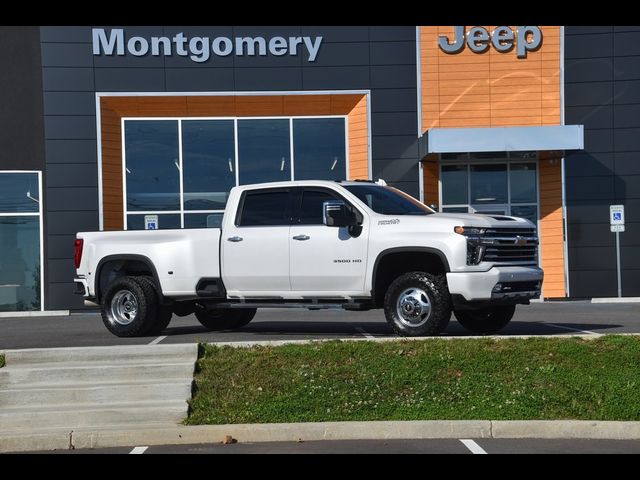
[343,184,434,215]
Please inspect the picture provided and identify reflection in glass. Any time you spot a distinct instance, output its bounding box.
[510,163,537,203]
[293,119,346,181]
[441,165,468,205]
[0,217,40,311]
[239,191,291,226]
[510,205,538,226]
[298,190,339,225]
[182,121,235,210]
[125,121,180,211]
[0,173,40,213]
[184,213,224,229]
[238,120,290,185]
[126,214,181,230]
[470,164,507,204]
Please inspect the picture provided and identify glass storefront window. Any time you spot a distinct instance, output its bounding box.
[126,214,181,231]
[0,173,40,213]
[441,165,468,205]
[123,117,347,230]
[510,205,538,224]
[182,120,235,211]
[293,118,346,181]
[470,164,508,204]
[124,120,180,212]
[0,171,42,312]
[510,163,537,203]
[238,119,291,185]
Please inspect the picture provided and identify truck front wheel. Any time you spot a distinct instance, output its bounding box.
[454,305,516,335]
[100,276,157,337]
[383,272,451,336]
[195,308,257,331]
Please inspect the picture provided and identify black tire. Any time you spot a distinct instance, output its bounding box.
[454,305,516,335]
[133,276,173,335]
[100,276,157,337]
[195,308,257,331]
[383,271,451,337]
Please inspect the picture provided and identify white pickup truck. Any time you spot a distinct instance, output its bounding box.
[74,180,543,338]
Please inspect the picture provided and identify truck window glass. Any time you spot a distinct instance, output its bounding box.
[238,190,291,227]
[298,190,340,225]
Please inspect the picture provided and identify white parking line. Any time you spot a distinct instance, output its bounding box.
[547,323,601,336]
[129,446,148,454]
[148,335,167,345]
[355,327,375,339]
[460,439,487,454]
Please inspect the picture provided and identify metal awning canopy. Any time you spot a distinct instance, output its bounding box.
[420,125,584,156]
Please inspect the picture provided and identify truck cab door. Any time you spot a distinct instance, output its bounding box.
[221,188,293,295]
[289,188,369,295]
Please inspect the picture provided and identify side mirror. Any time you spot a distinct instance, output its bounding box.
[323,200,357,227]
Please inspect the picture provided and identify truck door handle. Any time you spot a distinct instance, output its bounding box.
[227,236,243,242]
[292,234,310,241]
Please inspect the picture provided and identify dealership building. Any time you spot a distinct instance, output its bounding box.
[0,25,638,312]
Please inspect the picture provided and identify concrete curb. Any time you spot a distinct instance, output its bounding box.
[1,420,640,452]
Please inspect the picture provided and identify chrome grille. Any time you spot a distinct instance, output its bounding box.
[482,228,538,264]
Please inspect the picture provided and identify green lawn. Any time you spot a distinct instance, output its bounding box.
[187,336,640,425]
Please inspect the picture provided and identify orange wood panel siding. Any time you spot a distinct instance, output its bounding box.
[100,94,368,230]
[538,155,566,298]
[420,26,561,130]
[422,154,439,205]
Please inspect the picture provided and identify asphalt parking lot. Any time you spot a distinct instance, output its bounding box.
[1,301,639,350]
[17,438,640,454]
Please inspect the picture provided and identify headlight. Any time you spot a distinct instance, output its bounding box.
[454,226,486,235]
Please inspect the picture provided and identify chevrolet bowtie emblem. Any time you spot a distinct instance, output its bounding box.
[514,236,527,246]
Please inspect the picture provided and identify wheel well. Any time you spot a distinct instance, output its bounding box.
[373,251,448,307]
[96,258,158,302]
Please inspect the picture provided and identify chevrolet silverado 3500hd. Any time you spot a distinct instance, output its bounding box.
[74,180,543,337]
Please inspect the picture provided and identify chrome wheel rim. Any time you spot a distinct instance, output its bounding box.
[110,290,138,326]
[396,288,431,327]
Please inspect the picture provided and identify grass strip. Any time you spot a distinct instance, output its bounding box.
[187,336,640,424]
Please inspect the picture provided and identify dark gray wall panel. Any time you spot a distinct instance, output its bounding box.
[613,80,640,104]
[300,26,369,43]
[564,82,612,106]
[621,270,640,296]
[40,26,92,43]
[372,112,417,136]
[47,282,83,310]
[374,158,419,183]
[615,176,640,199]
[44,116,96,140]
[566,26,613,35]
[0,26,45,171]
[371,89,416,113]
[47,187,98,211]
[165,68,234,91]
[372,135,419,160]
[565,152,614,178]
[387,180,419,199]
[46,164,98,188]
[614,128,640,151]
[301,66,370,89]
[370,42,415,65]
[614,26,640,32]
[620,223,640,246]
[48,259,76,283]
[564,105,612,130]
[567,222,615,248]
[568,270,617,298]
[371,65,416,88]
[614,56,640,81]
[306,42,369,67]
[42,67,94,91]
[583,129,613,152]
[565,58,613,83]
[235,67,302,91]
[47,211,99,235]
[369,26,414,42]
[41,43,93,67]
[93,52,165,68]
[566,201,611,224]
[614,152,640,176]
[568,246,616,270]
[565,176,615,201]
[94,68,165,91]
[45,139,98,164]
[47,234,76,260]
[44,92,96,115]
[613,32,640,56]
[564,33,613,59]
[613,104,640,128]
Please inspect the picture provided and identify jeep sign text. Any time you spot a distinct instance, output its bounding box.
[438,26,542,58]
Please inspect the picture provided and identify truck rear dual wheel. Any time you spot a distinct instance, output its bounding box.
[195,308,257,331]
[100,276,172,337]
[383,271,451,337]
[454,305,516,335]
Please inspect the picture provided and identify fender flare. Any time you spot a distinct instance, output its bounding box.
[95,254,162,303]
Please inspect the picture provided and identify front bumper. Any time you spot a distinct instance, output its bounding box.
[446,266,543,303]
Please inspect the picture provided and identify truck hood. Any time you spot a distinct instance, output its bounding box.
[428,212,535,229]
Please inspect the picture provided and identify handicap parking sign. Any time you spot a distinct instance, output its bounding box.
[613,212,622,221]
[144,215,159,230]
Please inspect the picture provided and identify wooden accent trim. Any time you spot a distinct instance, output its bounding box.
[100,94,368,230]
[422,154,439,206]
[538,155,566,298]
[420,26,561,131]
